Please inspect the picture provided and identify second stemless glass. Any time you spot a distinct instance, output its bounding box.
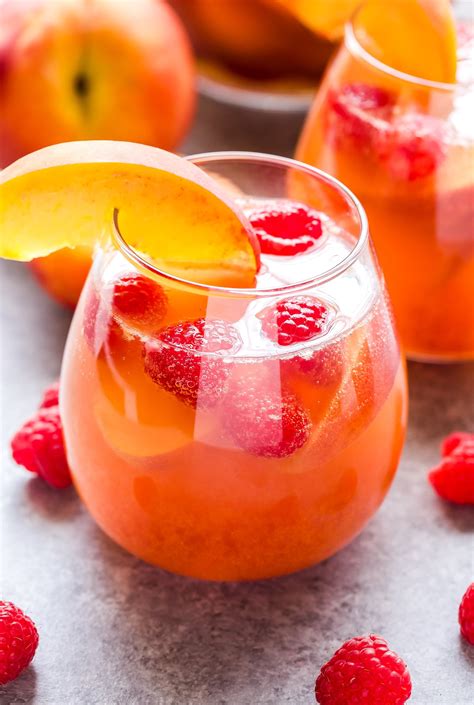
[60,153,407,581]
[297,11,474,361]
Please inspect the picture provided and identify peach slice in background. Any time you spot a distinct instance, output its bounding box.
[29,247,92,310]
[277,0,457,83]
[0,141,260,288]
[352,0,457,83]
[271,0,365,41]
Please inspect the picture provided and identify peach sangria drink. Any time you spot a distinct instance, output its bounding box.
[0,144,407,580]
[297,1,474,361]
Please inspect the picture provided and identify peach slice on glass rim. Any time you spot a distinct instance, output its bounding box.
[276,0,457,83]
[352,0,457,83]
[271,0,365,41]
[0,141,260,288]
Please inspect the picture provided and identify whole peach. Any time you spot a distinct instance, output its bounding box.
[0,0,196,306]
[0,0,195,165]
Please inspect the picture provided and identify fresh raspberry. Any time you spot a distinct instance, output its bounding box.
[315,634,412,705]
[428,432,474,504]
[286,341,345,387]
[143,318,241,408]
[248,202,323,256]
[39,381,60,409]
[328,83,394,150]
[11,407,71,489]
[259,296,333,347]
[223,376,311,458]
[441,431,473,457]
[110,273,167,329]
[459,583,474,645]
[0,601,39,685]
[382,114,449,181]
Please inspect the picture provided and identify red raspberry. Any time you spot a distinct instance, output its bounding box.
[459,583,474,645]
[0,601,39,685]
[259,296,333,347]
[428,431,474,504]
[441,431,473,457]
[381,114,448,181]
[315,634,412,705]
[328,83,394,150]
[11,407,71,489]
[248,203,323,256]
[110,273,167,328]
[144,318,241,408]
[39,381,60,409]
[223,376,311,458]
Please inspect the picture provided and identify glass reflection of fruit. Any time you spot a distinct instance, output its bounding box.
[0,145,407,581]
[297,1,473,361]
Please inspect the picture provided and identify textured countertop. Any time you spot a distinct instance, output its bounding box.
[1,96,473,705]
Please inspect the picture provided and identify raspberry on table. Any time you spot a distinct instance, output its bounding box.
[328,82,395,150]
[259,296,333,347]
[0,601,39,685]
[110,272,167,328]
[315,634,412,705]
[459,583,474,645]
[143,318,241,408]
[11,407,71,489]
[428,431,474,504]
[248,202,323,256]
[223,375,311,458]
[382,113,449,181]
[441,431,473,457]
[39,381,60,409]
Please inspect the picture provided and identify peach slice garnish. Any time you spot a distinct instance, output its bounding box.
[272,0,365,41]
[0,141,260,287]
[275,0,457,83]
[353,0,457,83]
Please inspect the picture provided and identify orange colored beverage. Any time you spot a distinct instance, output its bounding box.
[297,20,474,361]
[61,154,407,580]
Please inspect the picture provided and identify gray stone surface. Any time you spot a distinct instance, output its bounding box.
[1,96,474,705]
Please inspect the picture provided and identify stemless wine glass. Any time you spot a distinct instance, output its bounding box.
[60,153,407,581]
[297,7,474,361]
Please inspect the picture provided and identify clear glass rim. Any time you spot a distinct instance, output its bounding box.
[345,5,457,92]
[112,151,369,300]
